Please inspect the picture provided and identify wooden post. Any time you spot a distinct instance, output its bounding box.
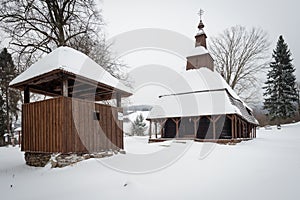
[24,86,30,103]
[172,118,180,138]
[159,119,167,138]
[62,79,68,97]
[213,121,216,139]
[239,119,242,138]
[193,117,200,138]
[208,115,221,140]
[155,122,158,138]
[234,116,237,138]
[149,119,152,139]
[116,92,121,107]
[228,115,235,139]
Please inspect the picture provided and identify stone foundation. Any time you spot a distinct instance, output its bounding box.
[25,150,126,168]
[25,152,51,167]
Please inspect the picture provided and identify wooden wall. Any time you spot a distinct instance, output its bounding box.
[22,96,123,153]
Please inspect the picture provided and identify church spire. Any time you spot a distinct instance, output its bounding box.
[195,9,207,48]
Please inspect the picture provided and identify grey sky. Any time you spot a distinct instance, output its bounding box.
[102,0,300,80]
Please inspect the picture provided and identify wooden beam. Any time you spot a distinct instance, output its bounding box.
[24,86,30,103]
[116,92,121,107]
[62,79,68,97]
[149,119,152,139]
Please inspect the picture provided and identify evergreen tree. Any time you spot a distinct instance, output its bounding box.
[0,95,6,146]
[131,113,147,136]
[0,48,20,142]
[263,36,298,122]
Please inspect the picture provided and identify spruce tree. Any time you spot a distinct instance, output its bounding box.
[131,113,147,136]
[0,48,20,140]
[263,35,298,123]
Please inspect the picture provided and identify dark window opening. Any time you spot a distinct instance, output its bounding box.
[93,111,100,120]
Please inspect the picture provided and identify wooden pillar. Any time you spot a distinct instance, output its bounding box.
[193,117,200,138]
[239,119,243,138]
[228,115,234,139]
[212,121,216,139]
[159,119,167,138]
[62,79,68,97]
[236,117,240,138]
[172,118,180,138]
[155,122,158,138]
[208,115,221,140]
[232,115,237,138]
[24,86,30,103]
[149,120,152,139]
[175,119,180,138]
[116,92,121,107]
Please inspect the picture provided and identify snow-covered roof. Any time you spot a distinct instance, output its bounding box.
[147,68,258,124]
[10,46,132,94]
[186,46,209,57]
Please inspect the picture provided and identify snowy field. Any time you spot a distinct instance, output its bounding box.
[1,123,300,200]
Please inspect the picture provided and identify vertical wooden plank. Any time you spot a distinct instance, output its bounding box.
[80,100,86,152]
[94,104,99,152]
[32,103,35,152]
[102,105,108,150]
[67,97,72,153]
[21,105,24,151]
[108,106,113,149]
[111,108,116,150]
[36,102,40,151]
[29,104,33,151]
[51,98,55,152]
[57,97,61,152]
[115,107,122,149]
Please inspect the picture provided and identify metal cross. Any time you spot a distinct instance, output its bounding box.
[198,9,204,20]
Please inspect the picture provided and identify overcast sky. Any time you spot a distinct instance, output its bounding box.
[100,0,300,105]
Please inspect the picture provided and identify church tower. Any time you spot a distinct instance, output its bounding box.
[186,10,214,71]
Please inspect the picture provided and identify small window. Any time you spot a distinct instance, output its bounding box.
[93,111,100,120]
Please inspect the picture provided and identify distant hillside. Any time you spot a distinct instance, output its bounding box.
[124,105,153,115]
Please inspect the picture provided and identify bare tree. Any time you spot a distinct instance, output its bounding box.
[209,26,270,104]
[0,0,119,73]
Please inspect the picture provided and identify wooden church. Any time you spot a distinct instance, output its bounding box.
[10,47,132,154]
[147,15,258,142]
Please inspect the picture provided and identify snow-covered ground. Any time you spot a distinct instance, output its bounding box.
[1,123,300,200]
